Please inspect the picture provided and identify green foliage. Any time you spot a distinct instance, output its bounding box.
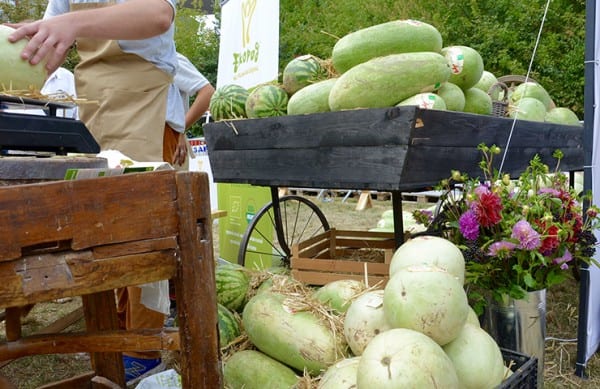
[2,1,587,119]
[0,0,47,24]
[175,5,220,87]
[278,0,586,117]
[175,3,220,138]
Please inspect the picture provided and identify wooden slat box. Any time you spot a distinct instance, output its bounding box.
[291,229,396,287]
[203,106,583,192]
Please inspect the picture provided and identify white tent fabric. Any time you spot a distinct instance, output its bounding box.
[577,0,600,373]
[587,0,600,362]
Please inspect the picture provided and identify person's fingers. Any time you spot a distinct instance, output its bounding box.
[6,23,35,43]
[43,42,70,74]
[171,147,187,166]
[29,40,53,66]
[8,24,45,62]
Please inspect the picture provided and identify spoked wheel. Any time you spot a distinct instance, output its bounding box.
[497,74,539,90]
[237,194,330,268]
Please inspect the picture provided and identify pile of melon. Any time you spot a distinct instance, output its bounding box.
[215,236,523,389]
[208,19,580,127]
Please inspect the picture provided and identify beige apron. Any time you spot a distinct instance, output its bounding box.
[71,1,171,162]
[69,1,170,360]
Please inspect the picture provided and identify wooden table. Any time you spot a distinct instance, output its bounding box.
[0,170,222,388]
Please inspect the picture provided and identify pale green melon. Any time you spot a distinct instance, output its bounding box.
[0,25,47,90]
[357,328,459,388]
[313,279,366,314]
[473,71,498,94]
[287,78,337,115]
[332,19,443,74]
[329,52,451,111]
[508,97,546,122]
[509,82,553,110]
[383,265,469,346]
[463,87,493,115]
[443,323,505,389]
[466,306,480,327]
[389,235,465,284]
[223,349,299,389]
[242,291,347,375]
[545,107,582,126]
[436,82,465,111]
[442,45,484,91]
[319,357,361,389]
[396,92,446,110]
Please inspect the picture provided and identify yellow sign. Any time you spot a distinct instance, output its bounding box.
[241,0,256,47]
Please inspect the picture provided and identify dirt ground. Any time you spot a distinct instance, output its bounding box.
[1,192,600,388]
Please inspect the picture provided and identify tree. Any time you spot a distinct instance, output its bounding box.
[277,0,586,117]
[4,1,586,117]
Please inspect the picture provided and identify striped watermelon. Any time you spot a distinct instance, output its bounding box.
[282,54,328,95]
[218,303,241,348]
[216,262,250,312]
[245,84,288,118]
[209,84,249,121]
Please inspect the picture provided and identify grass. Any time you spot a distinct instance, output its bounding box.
[2,191,600,388]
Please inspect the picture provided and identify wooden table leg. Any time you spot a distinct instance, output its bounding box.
[82,291,125,388]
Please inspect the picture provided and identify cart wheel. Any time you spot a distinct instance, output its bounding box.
[497,74,538,90]
[237,195,330,268]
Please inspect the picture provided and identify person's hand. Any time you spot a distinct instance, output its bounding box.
[6,17,75,75]
[172,133,188,166]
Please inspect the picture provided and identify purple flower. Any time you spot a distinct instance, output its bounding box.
[487,241,517,256]
[417,209,433,223]
[459,210,480,240]
[511,220,541,250]
[553,250,573,270]
[473,184,490,198]
[538,188,561,197]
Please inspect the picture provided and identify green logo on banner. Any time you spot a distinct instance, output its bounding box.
[218,183,273,269]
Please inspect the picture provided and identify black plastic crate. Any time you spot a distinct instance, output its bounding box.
[499,348,538,388]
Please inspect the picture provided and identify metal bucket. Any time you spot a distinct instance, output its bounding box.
[481,289,546,389]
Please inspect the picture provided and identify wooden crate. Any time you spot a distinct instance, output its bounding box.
[203,106,583,192]
[291,229,396,287]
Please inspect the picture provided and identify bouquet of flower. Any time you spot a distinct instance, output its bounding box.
[413,144,600,308]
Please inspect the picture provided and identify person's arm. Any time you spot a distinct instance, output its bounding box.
[6,0,174,73]
[172,83,215,166]
[185,83,215,129]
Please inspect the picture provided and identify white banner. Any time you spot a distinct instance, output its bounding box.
[585,0,600,364]
[214,0,280,264]
[216,0,280,88]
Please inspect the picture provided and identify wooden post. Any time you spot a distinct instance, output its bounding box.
[174,172,222,388]
[355,191,373,211]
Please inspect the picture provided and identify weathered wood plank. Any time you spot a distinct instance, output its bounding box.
[0,170,181,262]
[173,172,222,389]
[204,107,583,191]
[0,249,177,307]
[291,258,389,274]
[291,270,388,287]
[0,328,180,360]
[37,371,96,389]
[0,156,107,181]
[82,290,124,387]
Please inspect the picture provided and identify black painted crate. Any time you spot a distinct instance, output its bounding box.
[203,106,583,192]
[499,348,538,389]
